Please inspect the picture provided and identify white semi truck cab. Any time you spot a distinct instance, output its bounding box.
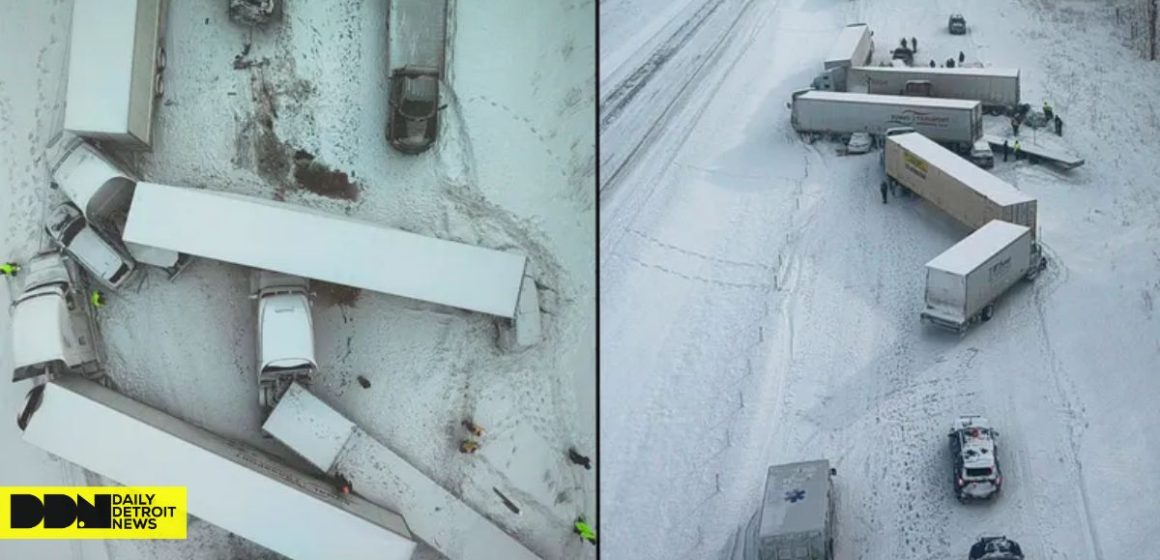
[252,270,317,409]
[10,251,102,383]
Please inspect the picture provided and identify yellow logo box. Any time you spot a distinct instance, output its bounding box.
[0,487,187,539]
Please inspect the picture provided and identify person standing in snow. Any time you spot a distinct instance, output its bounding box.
[880,181,888,204]
[567,447,592,470]
[1002,139,1009,162]
[930,59,936,67]
[899,37,907,50]
[90,290,105,309]
[910,37,917,52]
[958,51,965,64]
[1054,115,1063,136]
[336,473,352,495]
[1011,117,1020,136]
[1042,101,1053,121]
[946,58,955,68]
[0,261,19,277]
[1013,140,1022,161]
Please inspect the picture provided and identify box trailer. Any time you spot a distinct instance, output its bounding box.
[20,378,417,560]
[921,220,1045,332]
[791,91,982,149]
[121,182,528,318]
[848,66,1020,113]
[263,383,543,560]
[757,460,835,560]
[884,131,1037,234]
[821,23,873,91]
[64,0,168,150]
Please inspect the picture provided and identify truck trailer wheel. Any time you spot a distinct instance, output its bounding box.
[154,74,165,98]
[156,45,166,71]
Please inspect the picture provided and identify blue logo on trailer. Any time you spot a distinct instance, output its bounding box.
[784,489,806,503]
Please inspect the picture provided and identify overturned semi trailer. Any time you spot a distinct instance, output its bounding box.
[20,378,417,560]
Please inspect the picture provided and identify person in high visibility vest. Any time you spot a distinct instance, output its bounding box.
[91,290,106,309]
[0,262,20,277]
[1013,140,1022,161]
[1042,101,1053,121]
[573,517,596,544]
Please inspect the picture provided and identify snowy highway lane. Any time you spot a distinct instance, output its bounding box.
[601,0,1160,559]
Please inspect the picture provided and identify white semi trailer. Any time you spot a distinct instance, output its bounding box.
[922,220,1046,332]
[848,66,1020,114]
[19,377,417,559]
[883,131,1037,234]
[815,23,873,91]
[64,0,168,150]
[790,91,984,154]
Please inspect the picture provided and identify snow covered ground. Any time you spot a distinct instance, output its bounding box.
[0,1,594,559]
[601,0,1160,559]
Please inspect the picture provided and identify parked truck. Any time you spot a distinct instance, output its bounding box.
[757,460,836,560]
[818,23,873,92]
[790,91,983,153]
[10,251,103,383]
[884,131,1036,231]
[921,220,1046,332]
[252,270,317,410]
[50,137,192,278]
[64,0,168,150]
[847,66,1020,114]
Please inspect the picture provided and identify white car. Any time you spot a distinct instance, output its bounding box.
[44,202,138,291]
[847,132,873,154]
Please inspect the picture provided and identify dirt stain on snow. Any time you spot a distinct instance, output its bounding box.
[292,149,360,201]
[313,281,362,308]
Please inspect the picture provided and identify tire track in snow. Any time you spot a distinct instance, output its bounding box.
[598,0,761,196]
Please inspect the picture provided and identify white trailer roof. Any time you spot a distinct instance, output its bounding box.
[824,24,869,65]
[122,183,527,318]
[263,383,356,473]
[22,379,416,560]
[11,293,70,370]
[925,220,1030,275]
[850,66,1020,79]
[801,90,981,110]
[891,132,1035,206]
[64,0,136,134]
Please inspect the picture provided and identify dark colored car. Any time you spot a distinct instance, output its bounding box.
[969,536,1023,560]
[949,14,967,34]
[387,65,442,155]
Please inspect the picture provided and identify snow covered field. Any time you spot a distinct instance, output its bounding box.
[601,0,1160,559]
[0,1,594,559]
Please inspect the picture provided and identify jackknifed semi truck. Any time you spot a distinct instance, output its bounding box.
[921,220,1046,332]
[883,130,1037,233]
[848,66,1020,114]
[790,91,984,154]
[815,23,873,91]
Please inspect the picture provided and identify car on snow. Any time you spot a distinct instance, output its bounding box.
[949,415,1003,501]
[948,14,967,35]
[44,201,138,291]
[969,536,1023,560]
[846,132,873,154]
[387,65,442,155]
